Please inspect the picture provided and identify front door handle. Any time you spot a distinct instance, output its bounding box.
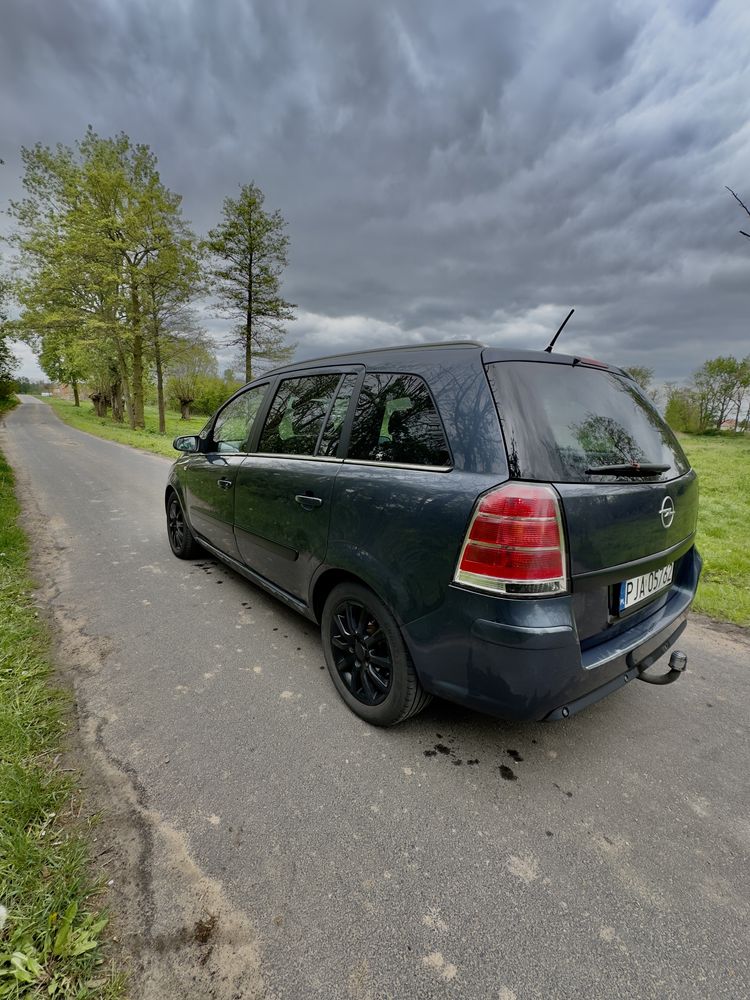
[217,478,234,491]
[295,494,323,510]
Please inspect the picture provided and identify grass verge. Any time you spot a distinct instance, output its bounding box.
[678,433,750,627]
[47,397,206,459]
[0,397,124,998]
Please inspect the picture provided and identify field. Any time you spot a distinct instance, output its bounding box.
[678,432,750,626]
[48,397,207,458]
[43,397,749,627]
[0,397,123,998]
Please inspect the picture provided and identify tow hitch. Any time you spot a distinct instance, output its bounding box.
[637,649,688,686]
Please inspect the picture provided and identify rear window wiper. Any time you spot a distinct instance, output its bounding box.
[585,463,670,477]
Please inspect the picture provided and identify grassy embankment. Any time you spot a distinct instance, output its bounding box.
[48,397,206,459]
[678,432,750,627]
[0,396,123,998]
[44,396,749,627]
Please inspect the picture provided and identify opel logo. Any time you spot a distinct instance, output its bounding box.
[659,496,675,528]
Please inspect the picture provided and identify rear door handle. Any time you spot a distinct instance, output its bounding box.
[217,478,234,490]
[295,494,323,509]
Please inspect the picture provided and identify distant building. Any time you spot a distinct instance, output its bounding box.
[51,383,75,401]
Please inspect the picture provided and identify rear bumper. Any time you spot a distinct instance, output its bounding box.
[401,547,701,722]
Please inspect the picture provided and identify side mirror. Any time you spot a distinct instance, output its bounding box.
[173,435,201,453]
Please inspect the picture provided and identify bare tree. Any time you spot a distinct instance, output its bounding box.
[726,186,750,240]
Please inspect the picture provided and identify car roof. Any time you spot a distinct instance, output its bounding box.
[255,340,624,380]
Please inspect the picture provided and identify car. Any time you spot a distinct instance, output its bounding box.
[166,341,700,726]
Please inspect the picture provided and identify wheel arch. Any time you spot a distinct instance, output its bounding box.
[165,479,185,510]
[311,568,370,624]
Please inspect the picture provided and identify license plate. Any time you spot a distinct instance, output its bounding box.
[619,563,674,613]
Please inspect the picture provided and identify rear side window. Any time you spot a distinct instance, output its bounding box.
[347,373,451,467]
[258,374,341,456]
[488,362,690,483]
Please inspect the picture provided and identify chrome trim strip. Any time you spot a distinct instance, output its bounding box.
[240,453,344,463]
[342,459,452,472]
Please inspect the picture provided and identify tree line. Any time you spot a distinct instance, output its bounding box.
[0,128,295,426]
[621,360,749,434]
[664,355,750,433]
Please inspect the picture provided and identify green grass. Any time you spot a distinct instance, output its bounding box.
[0,397,124,998]
[678,433,750,627]
[47,397,207,459]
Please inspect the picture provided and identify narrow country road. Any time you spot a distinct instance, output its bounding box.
[2,396,748,1000]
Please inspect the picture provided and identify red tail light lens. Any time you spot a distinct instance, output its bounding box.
[454,483,567,596]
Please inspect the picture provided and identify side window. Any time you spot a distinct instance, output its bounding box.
[212,385,267,453]
[317,374,359,457]
[347,373,451,467]
[258,374,341,456]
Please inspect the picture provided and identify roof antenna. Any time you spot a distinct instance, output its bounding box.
[544,308,575,353]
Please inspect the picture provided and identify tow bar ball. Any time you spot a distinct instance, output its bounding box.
[638,649,688,686]
[669,650,688,672]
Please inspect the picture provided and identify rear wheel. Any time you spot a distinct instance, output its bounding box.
[166,491,201,559]
[321,582,431,726]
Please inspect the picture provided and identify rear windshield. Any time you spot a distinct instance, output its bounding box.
[487,361,690,484]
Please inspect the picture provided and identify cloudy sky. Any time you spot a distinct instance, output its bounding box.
[1,0,749,380]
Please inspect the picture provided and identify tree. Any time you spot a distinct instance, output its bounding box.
[141,219,203,432]
[726,186,750,241]
[664,384,700,433]
[203,183,295,382]
[37,325,88,406]
[692,356,744,430]
[9,129,199,430]
[166,339,217,420]
[0,339,17,399]
[0,272,18,399]
[623,366,654,394]
[730,356,750,431]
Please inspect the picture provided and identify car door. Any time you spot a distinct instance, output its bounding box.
[183,383,269,558]
[233,369,361,601]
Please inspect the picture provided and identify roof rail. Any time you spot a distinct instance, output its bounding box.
[272,340,486,371]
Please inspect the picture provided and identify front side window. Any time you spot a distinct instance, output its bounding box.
[212,384,268,453]
[258,374,341,456]
[347,373,451,467]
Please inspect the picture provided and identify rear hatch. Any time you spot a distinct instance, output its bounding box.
[485,356,698,644]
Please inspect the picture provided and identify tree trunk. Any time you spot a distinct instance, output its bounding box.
[110,381,123,422]
[153,321,166,434]
[130,280,146,430]
[72,379,80,407]
[180,400,192,420]
[112,329,134,426]
[245,251,253,382]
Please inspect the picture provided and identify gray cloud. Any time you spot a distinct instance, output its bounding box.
[2,0,749,380]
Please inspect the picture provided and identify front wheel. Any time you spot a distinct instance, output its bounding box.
[166,491,201,559]
[321,582,431,726]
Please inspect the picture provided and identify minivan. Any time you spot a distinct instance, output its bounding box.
[166,342,700,726]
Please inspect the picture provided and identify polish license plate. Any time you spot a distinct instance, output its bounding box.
[619,563,674,613]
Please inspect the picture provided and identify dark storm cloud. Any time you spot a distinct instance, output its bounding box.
[2,0,749,380]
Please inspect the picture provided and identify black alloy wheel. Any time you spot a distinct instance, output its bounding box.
[321,582,431,726]
[166,492,200,558]
[330,600,393,706]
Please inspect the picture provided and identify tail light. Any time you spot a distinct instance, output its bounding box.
[454,483,567,596]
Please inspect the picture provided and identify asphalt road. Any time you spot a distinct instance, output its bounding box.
[3,396,748,1000]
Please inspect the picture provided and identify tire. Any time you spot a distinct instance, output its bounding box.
[321,582,431,726]
[166,490,201,559]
